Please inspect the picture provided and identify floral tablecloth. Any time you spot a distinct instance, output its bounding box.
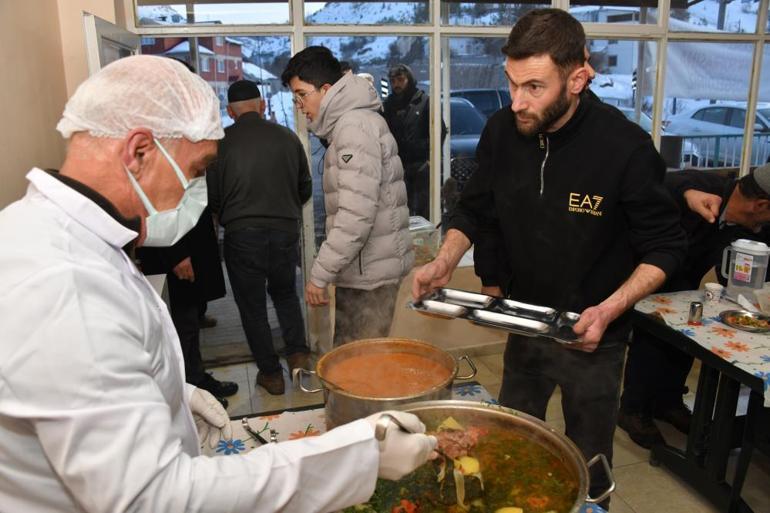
[635,290,770,406]
[203,382,607,513]
[204,381,496,457]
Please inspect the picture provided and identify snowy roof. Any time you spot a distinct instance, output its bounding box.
[225,37,243,46]
[242,62,277,81]
[163,41,215,56]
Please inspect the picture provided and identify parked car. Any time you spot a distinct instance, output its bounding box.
[663,103,770,167]
[618,106,653,132]
[449,96,486,158]
[450,88,511,118]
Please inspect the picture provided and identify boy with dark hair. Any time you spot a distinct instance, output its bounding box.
[282,46,414,345]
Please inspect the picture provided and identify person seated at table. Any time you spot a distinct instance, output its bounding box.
[619,164,770,448]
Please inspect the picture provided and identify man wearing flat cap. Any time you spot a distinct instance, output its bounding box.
[620,163,770,448]
[207,79,313,395]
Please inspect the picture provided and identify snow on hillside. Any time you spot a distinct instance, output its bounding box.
[674,0,761,33]
[306,2,422,24]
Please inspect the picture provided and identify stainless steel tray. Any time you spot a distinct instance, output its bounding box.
[437,288,495,308]
[498,298,558,322]
[408,288,581,344]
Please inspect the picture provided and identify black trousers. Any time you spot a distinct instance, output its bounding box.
[169,294,207,385]
[499,334,626,510]
[224,227,309,374]
[620,327,694,415]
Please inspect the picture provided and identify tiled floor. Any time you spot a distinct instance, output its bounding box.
[209,349,770,513]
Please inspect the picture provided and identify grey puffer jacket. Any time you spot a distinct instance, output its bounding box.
[308,73,413,290]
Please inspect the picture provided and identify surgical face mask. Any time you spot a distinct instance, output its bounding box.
[125,139,208,247]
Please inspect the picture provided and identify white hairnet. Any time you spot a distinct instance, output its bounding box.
[57,55,224,142]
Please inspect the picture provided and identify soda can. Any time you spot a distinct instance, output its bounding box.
[688,301,703,325]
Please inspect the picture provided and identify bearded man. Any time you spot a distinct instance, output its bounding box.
[412,9,686,509]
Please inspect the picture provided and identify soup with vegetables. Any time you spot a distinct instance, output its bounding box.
[344,416,578,513]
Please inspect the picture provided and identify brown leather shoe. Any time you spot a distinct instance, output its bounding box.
[286,352,311,375]
[256,371,285,395]
[618,408,665,449]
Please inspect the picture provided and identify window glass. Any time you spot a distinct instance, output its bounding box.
[700,107,728,125]
[571,1,659,26]
[135,1,290,25]
[441,37,506,226]
[441,2,548,26]
[141,35,292,129]
[586,39,658,135]
[662,42,754,168]
[305,1,429,25]
[728,108,746,129]
[669,0,760,33]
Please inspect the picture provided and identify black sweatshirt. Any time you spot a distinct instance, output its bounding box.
[449,98,687,341]
[207,112,312,234]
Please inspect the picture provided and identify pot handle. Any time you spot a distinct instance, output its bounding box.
[455,355,478,380]
[293,368,323,393]
[584,453,616,504]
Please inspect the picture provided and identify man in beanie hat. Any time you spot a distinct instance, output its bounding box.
[207,79,313,395]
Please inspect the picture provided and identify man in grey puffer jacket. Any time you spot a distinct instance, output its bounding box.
[282,47,414,346]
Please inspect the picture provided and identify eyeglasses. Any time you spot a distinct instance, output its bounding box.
[292,89,319,107]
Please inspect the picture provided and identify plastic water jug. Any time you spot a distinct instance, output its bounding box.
[721,239,770,298]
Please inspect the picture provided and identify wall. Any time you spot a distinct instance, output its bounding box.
[56,0,118,97]
[0,0,123,208]
[0,1,68,208]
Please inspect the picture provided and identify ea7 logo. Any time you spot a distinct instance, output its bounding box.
[568,193,604,217]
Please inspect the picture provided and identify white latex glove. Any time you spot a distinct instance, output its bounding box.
[190,387,233,449]
[366,411,437,480]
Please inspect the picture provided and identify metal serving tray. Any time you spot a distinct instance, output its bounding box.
[498,298,558,322]
[468,309,550,333]
[408,288,581,344]
[437,288,496,308]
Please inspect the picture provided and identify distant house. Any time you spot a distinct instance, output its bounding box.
[141,36,244,104]
[242,62,281,96]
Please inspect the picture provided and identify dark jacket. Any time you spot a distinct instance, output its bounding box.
[382,88,430,168]
[663,170,767,291]
[207,112,312,234]
[136,206,226,304]
[450,98,687,341]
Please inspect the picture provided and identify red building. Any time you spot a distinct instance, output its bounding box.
[141,36,243,103]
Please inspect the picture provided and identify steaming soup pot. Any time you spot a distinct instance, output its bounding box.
[293,338,477,429]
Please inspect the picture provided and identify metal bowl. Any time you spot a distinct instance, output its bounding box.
[719,309,770,333]
[399,400,614,511]
[294,338,477,429]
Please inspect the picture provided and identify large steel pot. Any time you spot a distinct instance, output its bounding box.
[395,400,615,510]
[293,338,477,429]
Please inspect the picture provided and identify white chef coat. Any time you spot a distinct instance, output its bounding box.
[0,169,379,513]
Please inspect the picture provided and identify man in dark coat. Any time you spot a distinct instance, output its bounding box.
[208,80,313,396]
[382,64,433,219]
[136,206,238,407]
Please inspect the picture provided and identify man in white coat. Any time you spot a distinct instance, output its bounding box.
[0,55,435,513]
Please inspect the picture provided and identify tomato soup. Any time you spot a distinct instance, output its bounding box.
[324,352,452,397]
